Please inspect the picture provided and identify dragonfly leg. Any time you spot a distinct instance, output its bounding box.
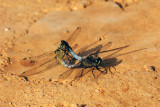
[23,76,29,81]
[80,68,86,77]
[66,54,72,62]
[66,52,77,63]
[67,53,73,59]
[91,68,95,78]
[95,66,105,78]
[96,66,105,74]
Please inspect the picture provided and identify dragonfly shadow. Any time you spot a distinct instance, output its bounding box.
[75,58,122,80]
[74,46,125,80]
[76,47,146,79]
[75,57,122,80]
[78,45,103,57]
[102,57,122,70]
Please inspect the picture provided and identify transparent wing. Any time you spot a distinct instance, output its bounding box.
[71,44,78,50]
[19,27,81,77]
[21,27,81,67]
[21,44,79,67]
[89,42,112,57]
[100,42,112,52]
[19,58,59,77]
[28,50,55,60]
[77,40,99,56]
[58,68,74,80]
[66,27,81,46]
[21,50,55,65]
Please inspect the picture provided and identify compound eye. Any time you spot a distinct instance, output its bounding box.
[96,58,102,65]
[98,60,101,65]
[95,60,98,64]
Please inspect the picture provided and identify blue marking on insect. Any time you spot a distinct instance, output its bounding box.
[68,48,83,61]
[61,59,77,68]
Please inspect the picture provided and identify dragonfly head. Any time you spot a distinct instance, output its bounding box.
[60,40,71,51]
[95,57,102,65]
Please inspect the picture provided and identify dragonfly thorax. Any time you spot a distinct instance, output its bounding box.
[55,48,65,59]
[82,55,102,67]
[60,40,71,51]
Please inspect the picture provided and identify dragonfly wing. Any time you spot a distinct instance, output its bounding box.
[58,68,74,80]
[66,27,81,46]
[89,42,112,56]
[25,50,55,60]
[94,42,112,57]
[71,44,78,50]
[100,42,112,52]
[77,40,99,56]
[19,58,59,77]
[21,50,56,67]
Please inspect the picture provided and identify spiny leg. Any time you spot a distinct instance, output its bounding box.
[96,66,107,78]
[102,64,108,74]
[96,66,105,74]
[91,68,96,78]
[80,68,86,77]
[67,52,78,63]
[66,54,72,62]
[65,52,72,62]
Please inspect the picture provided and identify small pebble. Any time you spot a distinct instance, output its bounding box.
[97,37,104,41]
[144,65,156,72]
[95,89,99,92]
[4,28,10,31]
[9,102,12,105]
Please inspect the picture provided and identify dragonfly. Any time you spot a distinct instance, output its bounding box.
[19,27,82,77]
[58,42,129,80]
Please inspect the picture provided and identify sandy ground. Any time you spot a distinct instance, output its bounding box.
[0,0,160,106]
